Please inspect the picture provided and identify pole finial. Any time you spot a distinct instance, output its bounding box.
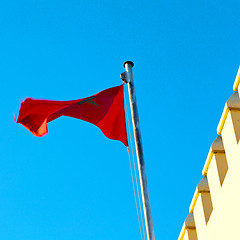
[123,61,134,68]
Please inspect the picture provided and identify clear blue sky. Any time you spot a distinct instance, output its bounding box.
[1,1,240,239]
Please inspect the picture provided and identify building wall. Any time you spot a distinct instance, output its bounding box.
[178,66,240,240]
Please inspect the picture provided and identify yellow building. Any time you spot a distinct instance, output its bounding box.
[178,66,240,240]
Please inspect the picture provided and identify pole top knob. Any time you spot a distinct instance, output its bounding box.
[123,61,134,68]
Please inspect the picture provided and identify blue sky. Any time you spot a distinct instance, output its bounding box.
[1,0,240,239]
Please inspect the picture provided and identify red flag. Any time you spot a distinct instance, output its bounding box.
[17,85,128,146]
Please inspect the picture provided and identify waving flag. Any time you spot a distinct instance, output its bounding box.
[17,85,128,146]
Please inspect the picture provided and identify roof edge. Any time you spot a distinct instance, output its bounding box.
[233,65,240,91]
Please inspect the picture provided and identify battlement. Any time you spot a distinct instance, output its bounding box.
[178,66,240,240]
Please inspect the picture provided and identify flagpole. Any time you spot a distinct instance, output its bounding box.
[121,61,155,240]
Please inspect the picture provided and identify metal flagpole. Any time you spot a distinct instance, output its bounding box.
[120,61,155,240]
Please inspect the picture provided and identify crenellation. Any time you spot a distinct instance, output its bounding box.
[202,136,225,176]
[206,153,227,206]
[178,66,240,240]
[217,92,240,135]
[178,213,198,240]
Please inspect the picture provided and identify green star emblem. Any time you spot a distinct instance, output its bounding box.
[77,96,99,106]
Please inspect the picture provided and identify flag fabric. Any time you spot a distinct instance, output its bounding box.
[16,85,128,146]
